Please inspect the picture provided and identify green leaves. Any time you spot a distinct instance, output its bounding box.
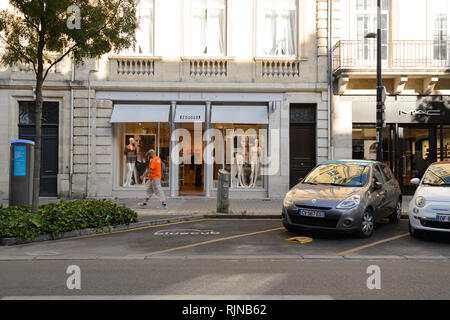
[0,199,139,240]
[0,0,139,74]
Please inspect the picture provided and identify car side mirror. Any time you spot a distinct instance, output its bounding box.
[410,178,420,186]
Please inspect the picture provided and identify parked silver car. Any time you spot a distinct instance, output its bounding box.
[282,160,402,238]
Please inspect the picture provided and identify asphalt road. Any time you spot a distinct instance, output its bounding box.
[1,218,450,300]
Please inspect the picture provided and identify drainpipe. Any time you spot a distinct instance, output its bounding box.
[328,0,335,160]
[69,55,75,199]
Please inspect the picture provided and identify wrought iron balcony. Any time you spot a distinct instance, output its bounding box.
[333,40,450,73]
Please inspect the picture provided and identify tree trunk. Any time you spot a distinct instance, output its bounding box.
[31,48,44,212]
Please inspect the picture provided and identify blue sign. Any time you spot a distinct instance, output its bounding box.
[14,145,27,177]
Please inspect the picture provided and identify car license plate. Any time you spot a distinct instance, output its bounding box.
[437,215,450,222]
[299,209,325,218]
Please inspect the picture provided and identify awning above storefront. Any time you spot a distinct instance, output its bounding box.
[174,105,205,122]
[110,104,170,123]
[211,105,268,124]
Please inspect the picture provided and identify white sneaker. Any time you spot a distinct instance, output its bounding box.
[157,204,167,209]
[138,202,147,208]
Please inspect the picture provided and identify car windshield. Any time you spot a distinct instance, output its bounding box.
[303,163,370,187]
[422,163,450,186]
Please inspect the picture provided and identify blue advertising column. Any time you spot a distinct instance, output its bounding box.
[9,139,34,207]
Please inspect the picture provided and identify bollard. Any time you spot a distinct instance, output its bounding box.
[216,169,230,213]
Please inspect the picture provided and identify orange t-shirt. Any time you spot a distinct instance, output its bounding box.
[148,156,162,180]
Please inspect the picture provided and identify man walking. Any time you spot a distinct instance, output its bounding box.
[138,149,167,209]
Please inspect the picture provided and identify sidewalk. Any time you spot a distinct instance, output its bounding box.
[116,198,284,220]
[116,195,413,221]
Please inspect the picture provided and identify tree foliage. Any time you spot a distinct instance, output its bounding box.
[0,0,139,211]
[0,0,138,77]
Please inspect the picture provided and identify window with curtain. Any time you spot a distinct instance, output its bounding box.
[258,0,297,56]
[122,0,154,55]
[191,0,226,56]
[354,0,389,62]
[431,0,449,61]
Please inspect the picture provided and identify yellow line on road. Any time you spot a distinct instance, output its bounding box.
[147,227,285,256]
[334,232,410,256]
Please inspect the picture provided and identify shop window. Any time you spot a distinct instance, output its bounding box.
[117,122,170,188]
[212,124,266,189]
[438,125,450,161]
[352,125,377,160]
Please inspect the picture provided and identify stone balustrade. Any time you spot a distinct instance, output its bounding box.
[183,57,232,77]
[258,58,301,78]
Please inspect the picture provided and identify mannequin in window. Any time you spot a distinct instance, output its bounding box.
[235,137,248,188]
[124,137,137,187]
[134,135,148,185]
[248,138,261,188]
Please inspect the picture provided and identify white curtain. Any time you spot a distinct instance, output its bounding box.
[123,0,153,55]
[192,0,225,55]
[261,0,296,56]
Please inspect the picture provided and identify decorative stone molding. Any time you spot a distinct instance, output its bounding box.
[182,56,232,77]
[423,77,439,94]
[394,77,408,94]
[257,58,301,78]
[109,56,161,76]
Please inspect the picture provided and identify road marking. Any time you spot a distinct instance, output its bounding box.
[147,227,285,256]
[56,218,280,241]
[334,232,410,256]
[285,236,313,244]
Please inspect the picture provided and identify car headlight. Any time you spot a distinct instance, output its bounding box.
[415,196,426,208]
[336,195,361,209]
[283,193,294,207]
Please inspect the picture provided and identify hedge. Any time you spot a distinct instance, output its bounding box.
[0,199,139,240]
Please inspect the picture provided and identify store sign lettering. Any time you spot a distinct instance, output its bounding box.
[399,109,441,116]
[179,114,201,120]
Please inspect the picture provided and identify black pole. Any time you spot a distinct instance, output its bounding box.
[376,0,384,162]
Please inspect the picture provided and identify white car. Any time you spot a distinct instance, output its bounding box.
[409,161,450,238]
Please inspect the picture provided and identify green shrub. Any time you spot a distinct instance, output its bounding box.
[0,199,138,240]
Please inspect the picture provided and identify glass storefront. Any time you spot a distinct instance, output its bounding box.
[353,123,449,194]
[212,124,267,189]
[116,122,170,188]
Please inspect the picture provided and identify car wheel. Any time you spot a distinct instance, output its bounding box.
[409,221,423,239]
[389,199,402,224]
[357,209,375,238]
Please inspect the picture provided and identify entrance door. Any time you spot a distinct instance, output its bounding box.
[179,123,204,195]
[18,101,59,196]
[399,125,437,195]
[289,124,316,188]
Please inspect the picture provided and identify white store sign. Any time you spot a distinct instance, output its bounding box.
[175,105,205,123]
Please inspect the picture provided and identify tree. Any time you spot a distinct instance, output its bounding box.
[0,0,138,211]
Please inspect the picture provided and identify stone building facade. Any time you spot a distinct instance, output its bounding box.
[332,0,450,195]
[0,0,331,202]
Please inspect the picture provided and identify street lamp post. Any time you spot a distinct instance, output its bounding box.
[365,0,386,162]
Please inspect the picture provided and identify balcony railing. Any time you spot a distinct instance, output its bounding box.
[333,40,450,72]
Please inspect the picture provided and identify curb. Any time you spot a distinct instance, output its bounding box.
[1,255,449,262]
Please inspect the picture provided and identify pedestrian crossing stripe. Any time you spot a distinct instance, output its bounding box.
[285,236,313,244]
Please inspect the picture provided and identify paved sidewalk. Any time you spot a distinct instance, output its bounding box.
[116,198,283,219]
[117,195,412,220]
